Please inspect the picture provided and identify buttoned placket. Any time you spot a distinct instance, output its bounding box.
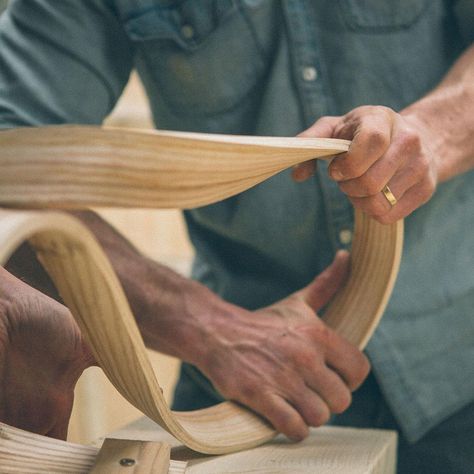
[281,0,354,251]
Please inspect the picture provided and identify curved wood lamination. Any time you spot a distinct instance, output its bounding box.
[0,126,403,454]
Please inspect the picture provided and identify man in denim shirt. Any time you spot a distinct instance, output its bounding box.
[1,1,474,472]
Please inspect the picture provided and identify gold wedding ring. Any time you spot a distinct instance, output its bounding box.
[382,185,397,207]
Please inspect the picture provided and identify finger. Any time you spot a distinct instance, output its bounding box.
[302,364,352,415]
[250,392,309,441]
[367,174,436,224]
[290,385,332,427]
[291,160,317,182]
[337,119,426,198]
[337,146,408,198]
[348,162,427,218]
[329,110,393,182]
[324,334,371,391]
[299,250,350,311]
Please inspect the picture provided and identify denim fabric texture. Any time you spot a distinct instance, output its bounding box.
[0,0,473,444]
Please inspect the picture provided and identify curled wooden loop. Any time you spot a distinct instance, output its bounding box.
[0,126,403,454]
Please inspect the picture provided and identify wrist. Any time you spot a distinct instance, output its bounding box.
[67,210,246,367]
[401,84,474,183]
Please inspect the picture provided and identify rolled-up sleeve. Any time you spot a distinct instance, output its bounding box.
[0,0,133,128]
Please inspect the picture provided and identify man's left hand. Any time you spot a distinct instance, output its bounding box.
[293,105,439,224]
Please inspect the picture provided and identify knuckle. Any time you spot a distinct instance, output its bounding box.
[414,153,429,176]
[338,158,364,179]
[366,128,390,152]
[294,348,317,368]
[352,105,371,115]
[320,115,337,125]
[309,323,332,347]
[401,128,421,151]
[378,105,395,118]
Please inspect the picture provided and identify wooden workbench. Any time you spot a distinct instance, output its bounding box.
[104,416,397,473]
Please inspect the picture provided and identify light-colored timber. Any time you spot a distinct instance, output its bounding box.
[0,422,187,474]
[0,126,351,209]
[0,421,396,474]
[0,126,403,455]
[91,439,170,474]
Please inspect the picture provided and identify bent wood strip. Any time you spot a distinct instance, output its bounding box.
[0,126,350,209]
[0,126,403,455]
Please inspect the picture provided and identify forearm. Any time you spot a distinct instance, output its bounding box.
[67,211,233,366]
[402,43,474,182]
[5,210,232,366]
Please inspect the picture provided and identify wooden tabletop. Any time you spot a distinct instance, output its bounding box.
[105,416,397,474]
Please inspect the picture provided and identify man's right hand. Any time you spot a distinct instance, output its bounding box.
[196,251,370,441]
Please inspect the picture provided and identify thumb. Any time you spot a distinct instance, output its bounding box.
[299,115,340,139]
[299,250,351,312]
[292,116,340,182]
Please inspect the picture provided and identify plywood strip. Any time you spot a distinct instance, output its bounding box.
[0,126,403,454]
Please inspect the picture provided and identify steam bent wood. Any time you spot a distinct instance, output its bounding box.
[0,126,403,455]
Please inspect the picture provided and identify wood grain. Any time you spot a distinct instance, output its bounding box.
[0,422,187,474]
[0,126,350,209]
[91,439,170,474]
[184,427,397,474]
[0,126,403,455]
[0,421,396,474]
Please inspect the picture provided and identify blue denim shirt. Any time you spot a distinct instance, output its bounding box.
[1,0,474,443]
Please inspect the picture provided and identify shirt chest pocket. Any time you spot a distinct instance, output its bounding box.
[124,0,267,116]
[338,0,430,31]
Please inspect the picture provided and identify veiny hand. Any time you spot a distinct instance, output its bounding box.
[0,267,95,439]
[200,251,370,440]
[293,105,439,224]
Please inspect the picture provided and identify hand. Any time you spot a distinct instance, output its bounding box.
[0,267,95,439]
[293,105,439,224]
[199,251,370,441]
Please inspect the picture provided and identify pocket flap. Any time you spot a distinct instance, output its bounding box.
[339,0,429,31]
[124,1,237,50]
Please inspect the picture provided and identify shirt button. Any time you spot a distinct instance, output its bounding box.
[181,24,195,40]
[339,229,353,245]
[302,66,318,81]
